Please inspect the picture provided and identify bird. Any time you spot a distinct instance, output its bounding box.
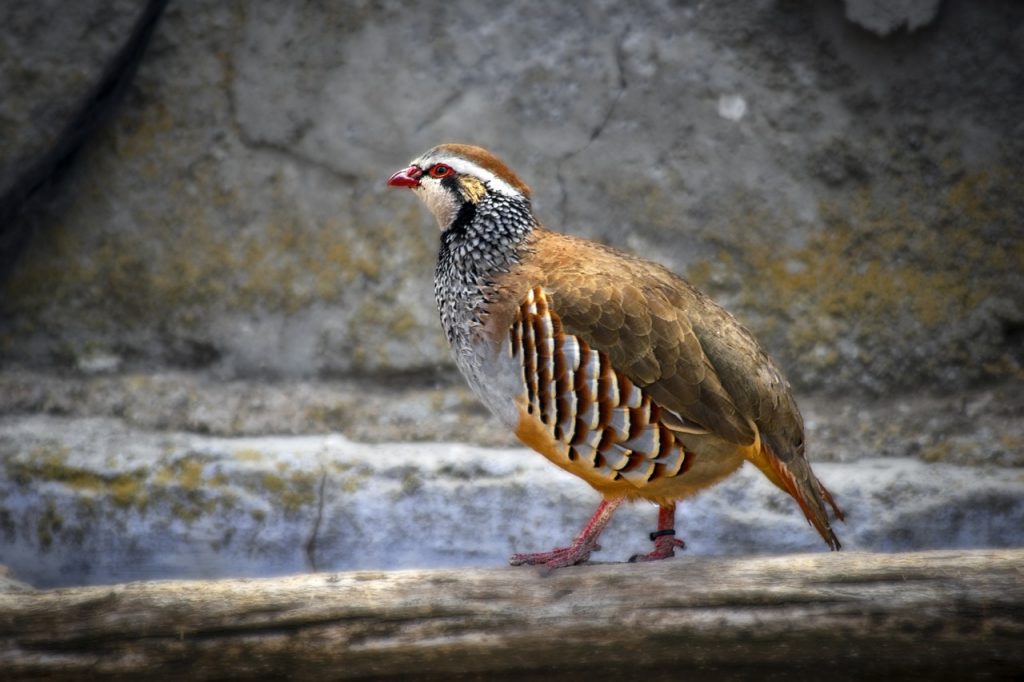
[387,143,844,570]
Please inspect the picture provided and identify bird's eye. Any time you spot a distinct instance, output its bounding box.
[429,164,454,178]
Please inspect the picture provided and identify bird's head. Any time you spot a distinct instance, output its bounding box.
[387,144,531,231]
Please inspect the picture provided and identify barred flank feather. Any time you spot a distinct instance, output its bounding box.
[512,287,690,486]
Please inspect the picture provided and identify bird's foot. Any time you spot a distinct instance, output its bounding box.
[509,498,623,572]
[509,539,601,570]
[628,529,685,563]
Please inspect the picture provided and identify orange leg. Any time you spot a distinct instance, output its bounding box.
[509,497,624,570]
[629,502,685,562]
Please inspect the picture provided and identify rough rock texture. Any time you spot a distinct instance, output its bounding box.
[0,0,1022,394]
[0,1,144,194]
[1,370,1022,464]
[1,413,1022,588]
[843,0,943,36]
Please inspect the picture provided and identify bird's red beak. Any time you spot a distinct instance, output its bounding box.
[387,165,422,188]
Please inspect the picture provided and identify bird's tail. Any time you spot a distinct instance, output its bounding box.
[745,436,844,551]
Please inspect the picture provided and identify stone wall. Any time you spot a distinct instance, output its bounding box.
[1,0,1021,393]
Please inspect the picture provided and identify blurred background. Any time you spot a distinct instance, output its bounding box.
[0,0,1022,587]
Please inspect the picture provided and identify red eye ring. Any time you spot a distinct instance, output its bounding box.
[429,164,455,178]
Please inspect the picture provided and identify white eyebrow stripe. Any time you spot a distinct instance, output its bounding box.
[414,155,523,198]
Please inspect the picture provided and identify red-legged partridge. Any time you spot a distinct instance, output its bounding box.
[388,144,843,570]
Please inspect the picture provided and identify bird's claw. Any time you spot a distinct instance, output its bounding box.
[628,536,685,563]
[509,540,601,570]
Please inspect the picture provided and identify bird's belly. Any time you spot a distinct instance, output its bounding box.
[630,445,746,502]
[513,398,745,503]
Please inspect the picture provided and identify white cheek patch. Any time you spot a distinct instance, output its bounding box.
[417,181,460,229]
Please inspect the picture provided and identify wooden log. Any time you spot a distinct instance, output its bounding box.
[1,549,1021,680]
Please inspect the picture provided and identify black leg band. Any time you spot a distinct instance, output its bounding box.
[649,528,676,541]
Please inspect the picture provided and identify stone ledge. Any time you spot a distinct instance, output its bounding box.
[2,413,1022,588]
